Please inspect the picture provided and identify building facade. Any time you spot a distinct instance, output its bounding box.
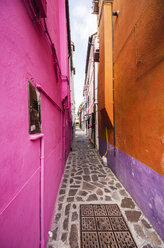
[70,41,76,139]
[94,0,164,241]
[83,34,99,148]
[0,0,72,247]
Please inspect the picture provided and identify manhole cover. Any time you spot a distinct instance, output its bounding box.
[80,204,137,248]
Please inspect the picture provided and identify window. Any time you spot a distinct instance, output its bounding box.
[28,82,42,134]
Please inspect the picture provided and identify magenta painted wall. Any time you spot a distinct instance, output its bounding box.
[0,0,72,247]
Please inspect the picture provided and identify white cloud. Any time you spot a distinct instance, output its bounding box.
[71,4,97,41]
[69,1,97,111]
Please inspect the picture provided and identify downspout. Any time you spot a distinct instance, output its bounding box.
[111,3,118,157]
[30,133,45,248]
[93,53,96,149]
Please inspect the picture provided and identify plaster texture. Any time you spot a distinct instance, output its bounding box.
[0,1,71,247]
[99,138,164,242]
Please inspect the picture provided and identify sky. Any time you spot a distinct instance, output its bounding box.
[69,0,97,113]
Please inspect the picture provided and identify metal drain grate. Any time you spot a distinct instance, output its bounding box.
[93,204,107,216]
[109,217,128,231]
[82,232,99,248]
[96,217,112,231]
[80,204,137,248]
[115,232,137,248]
[82,217,96,231]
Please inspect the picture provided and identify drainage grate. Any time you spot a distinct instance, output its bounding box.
[82,232,99,248]
[80,204,137,248]
[82,217,96,231]
[81,204,94,216]
[109,217,128,231]
[93,204,107,216]
[115,232,136,248]
[96,217,112,231]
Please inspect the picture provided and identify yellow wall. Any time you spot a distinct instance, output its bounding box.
[98,0,114,141]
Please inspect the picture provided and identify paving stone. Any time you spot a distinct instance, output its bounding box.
[104,188,111,193]
[65,203,71,216]
[146,231,161,246]
[71,211,78,221]
[91,174,98,182]
[142,244,153,248]
[78,190,88,196]
[110,186,117,190]
[141,219,151,229]
[69,189,78,196]
[84,168,90,174]
[69,224,79,248]
[59,189,65,195]
[76,171,83,175]
[55,213,61,224]
[119,189,128,196]
[75,180,81,184]
[70,179,74,184]
[96,189,103,195]
[87,194,98,201]
[116,183,122,188]
[121,197,135,209]
[82,181,96,191]
[58,203,62,211]
[125,210,142,222]
[61,184,67,188]
[63,179,68,184]
[73,204,76,209]
[74,176,82,180]
[61,232,68,242]
[105,196,112,201]
[67,197,74,202]
[58,195,65,202]
[76,196,84,201]
[83,175,91,182]
[63,217,69,231]
[134,224,145,238]
[64,174,69,179]
[52,227,58,240]
[111,192,120,201]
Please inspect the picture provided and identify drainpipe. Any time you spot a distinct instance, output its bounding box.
[93,53,96,149]
[30,133,45,248]
[111,4,119,157]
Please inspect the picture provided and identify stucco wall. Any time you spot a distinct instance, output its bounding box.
[0,0,71,247]
[98,0,164,241]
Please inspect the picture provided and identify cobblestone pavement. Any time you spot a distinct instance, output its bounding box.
[47,129,164,248]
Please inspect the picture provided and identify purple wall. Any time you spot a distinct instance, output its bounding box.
[99,138,164,241]
[0,0,71,247]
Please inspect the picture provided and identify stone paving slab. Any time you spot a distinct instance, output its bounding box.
[47,129,164,248]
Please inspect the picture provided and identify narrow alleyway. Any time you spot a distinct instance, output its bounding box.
[48,129,164,248]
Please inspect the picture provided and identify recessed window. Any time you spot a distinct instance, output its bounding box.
[28,82,41,134]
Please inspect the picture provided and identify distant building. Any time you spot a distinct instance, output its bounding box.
[70,41,76,138]
[83,33,99,148]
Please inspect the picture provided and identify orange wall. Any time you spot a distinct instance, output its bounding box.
[99,0,164,175]
[98,1,114,143]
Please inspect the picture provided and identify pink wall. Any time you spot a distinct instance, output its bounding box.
[0,0,72,247]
